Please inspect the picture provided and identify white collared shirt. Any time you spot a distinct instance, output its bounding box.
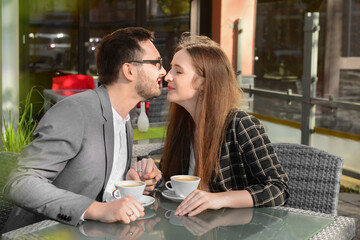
[80,108,130,221]
[102,107,130,202]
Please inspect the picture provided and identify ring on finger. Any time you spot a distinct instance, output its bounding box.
[137,168,143,173]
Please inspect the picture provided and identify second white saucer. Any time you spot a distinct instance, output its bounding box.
[161,189,185,202]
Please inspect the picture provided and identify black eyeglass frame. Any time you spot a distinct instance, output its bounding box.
[128,58,163,70]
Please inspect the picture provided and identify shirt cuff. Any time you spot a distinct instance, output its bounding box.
[80,210,86,222]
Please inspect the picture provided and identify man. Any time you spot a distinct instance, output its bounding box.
[2,27,164,232]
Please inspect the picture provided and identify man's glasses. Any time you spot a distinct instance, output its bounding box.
[129,58,163,70]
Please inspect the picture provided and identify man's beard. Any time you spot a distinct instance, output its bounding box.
[135,77,161,100]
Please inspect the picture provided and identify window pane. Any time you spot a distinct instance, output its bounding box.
[89,0,136,24]
[252,96,302,123]
[254,0,360,136]
[317,70,360,135]
[254,1,304,93]
[342,0,360,57]
[339,70,360,102]
[88,0,137,75]
[27,1,78,72]
[21,0,191,92]
[146,0,191,78]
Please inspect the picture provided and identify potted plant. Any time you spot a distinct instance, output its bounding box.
[0,87,43,232]
[1,85,44,171]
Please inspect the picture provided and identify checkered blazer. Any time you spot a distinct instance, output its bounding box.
[181,110,290,207]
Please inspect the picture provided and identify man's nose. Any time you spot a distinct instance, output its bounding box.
[159,66,167,77]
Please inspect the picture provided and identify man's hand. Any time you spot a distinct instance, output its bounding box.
[84,196,145,224]
[126,158,162,194]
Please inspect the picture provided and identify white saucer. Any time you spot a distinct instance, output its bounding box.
[138,208,156,220]
[161,190,184,202]
[140,195,155,207]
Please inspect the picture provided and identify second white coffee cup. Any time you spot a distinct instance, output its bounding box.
[165,175,200,198]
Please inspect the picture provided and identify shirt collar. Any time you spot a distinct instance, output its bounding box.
[112,107,130,123]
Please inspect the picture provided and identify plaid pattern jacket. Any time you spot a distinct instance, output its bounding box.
[181,110,290,207]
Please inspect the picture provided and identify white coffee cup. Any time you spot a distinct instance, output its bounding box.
[112,180,146,202]
[165,175,200,198]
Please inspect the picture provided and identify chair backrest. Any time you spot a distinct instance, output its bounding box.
[52,74,95,96]
[147,88,169,123]
[273,143,343,215]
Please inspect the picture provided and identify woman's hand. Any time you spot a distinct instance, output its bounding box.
[175,190,225,216]
[175,189,254,216]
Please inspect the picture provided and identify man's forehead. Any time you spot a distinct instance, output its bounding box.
[139,40,160,58]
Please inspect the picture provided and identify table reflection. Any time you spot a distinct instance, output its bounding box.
[80,210,161,240]
[3,192,336,240]
[157,198,288,240]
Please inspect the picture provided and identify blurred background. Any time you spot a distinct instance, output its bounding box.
[1,0,359,188]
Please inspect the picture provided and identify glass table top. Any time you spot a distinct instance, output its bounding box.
[4,193,334,240]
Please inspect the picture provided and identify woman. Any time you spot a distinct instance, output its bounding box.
[161,34,289,217]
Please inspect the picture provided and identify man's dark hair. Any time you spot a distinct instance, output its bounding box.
[95,27,154,85]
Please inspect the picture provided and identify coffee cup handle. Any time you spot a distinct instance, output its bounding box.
[112,189,121,199]
[165,181,174,191]
[165,210,172,219]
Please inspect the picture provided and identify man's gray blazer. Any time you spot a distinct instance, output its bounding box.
[3,85,133,231]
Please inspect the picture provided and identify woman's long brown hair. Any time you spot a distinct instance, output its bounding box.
[161,35,243,190]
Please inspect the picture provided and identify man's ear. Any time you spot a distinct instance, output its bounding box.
[121,63,136,82]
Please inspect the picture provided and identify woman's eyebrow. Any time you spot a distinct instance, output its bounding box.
[172,63,183,69]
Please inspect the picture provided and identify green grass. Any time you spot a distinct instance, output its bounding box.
[340,185,360,194]
[1,87,44,153]
[133,126,167,141]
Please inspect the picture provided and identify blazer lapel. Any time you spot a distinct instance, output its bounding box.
[95,86,114,187]
[125,121,133,172]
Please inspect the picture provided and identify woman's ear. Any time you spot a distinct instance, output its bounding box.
[196,76,205,91]
[121,63,136,82]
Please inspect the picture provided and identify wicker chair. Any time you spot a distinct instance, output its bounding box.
[273,143,343,215]
[0,152,19,233]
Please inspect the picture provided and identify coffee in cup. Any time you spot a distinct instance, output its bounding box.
[112,180,145,201]
[165,175,200,198]
[172,176,198,181]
